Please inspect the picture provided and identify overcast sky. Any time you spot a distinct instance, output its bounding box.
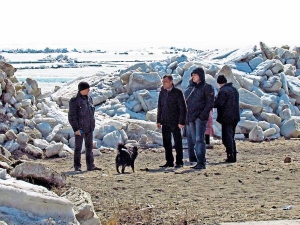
[2,0,299,50]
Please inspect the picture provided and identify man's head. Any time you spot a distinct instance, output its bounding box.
[78,81,90,95]
[191,67,205,84]
[217,75,227,87]
[162,74,173,90]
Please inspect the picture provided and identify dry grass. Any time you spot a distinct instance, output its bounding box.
[40,138,300,225]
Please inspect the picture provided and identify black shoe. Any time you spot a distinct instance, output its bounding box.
[75,168,82,172]
[190,164,206,170]
[87,166,102,171]
[159,163,174,168]
[224,158,236,163]
[174,164,183,168]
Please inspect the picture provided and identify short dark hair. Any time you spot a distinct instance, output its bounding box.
[217,75,227,84]
[162,74,173,81]
[191,67,205,77]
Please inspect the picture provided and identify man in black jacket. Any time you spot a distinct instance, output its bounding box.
[184,67,214,169]
[157,75,187,168]
[68,81,101,171]
[214,75,240,163]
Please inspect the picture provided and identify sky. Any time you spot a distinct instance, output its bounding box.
[2,0,299,51]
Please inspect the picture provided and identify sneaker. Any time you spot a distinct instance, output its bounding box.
[87,166,102,171]
[174,164,183,168]
[159,163,174,168]
[190,164,206,170]
[75,168,82,172]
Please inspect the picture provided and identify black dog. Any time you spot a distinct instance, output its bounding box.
[116,143,138,174]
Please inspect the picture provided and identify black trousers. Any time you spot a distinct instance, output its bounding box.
[162,124,183,165]
[222,123,237,161]
[74,131,95,170]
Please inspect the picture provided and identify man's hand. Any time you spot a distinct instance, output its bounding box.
[178,124,184,129]
[75,130,81,136]
[157,123,161,129]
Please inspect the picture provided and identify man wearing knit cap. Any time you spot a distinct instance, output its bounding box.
[68,81,101,171]
[214,75,240,163]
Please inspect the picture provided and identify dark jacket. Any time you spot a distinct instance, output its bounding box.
[184,77,214,123]
[214,82,240,125]
[68,92,95,133]
[157,86,187,127]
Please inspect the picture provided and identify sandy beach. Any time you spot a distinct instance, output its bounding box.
[33,138,300,225]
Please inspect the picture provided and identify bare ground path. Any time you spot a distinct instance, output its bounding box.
[38,138,300,225]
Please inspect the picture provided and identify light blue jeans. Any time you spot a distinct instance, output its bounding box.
[189,118,207,166]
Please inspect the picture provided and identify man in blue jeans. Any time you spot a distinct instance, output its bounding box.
[184,68,214,169]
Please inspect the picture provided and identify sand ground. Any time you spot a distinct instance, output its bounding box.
[38,138,300,225]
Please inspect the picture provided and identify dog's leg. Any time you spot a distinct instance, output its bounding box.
[121,165,125,174]
[116,165,120,173]
[131,163,135,172]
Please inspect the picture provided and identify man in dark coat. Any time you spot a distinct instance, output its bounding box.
[68,81,101,171]
[184,67,215,169]
[214,75,240,163]
[157,75,187,168]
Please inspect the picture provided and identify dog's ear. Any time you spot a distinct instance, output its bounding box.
[117,143,126,150]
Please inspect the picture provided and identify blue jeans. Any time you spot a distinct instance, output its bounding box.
[186,125,197,162]
[189,118,207,166]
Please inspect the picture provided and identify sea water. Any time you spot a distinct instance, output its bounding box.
[2,48,196,93]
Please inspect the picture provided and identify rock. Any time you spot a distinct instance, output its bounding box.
[0,168,7,180]
[5,129,17,140]
[0,177,78,224]
[126,123,145,141]
[135,89,158,112]
[36,122,52,137]
[249,56,264,70]
[263,128,277,138]
[251,59,273,76]
[102,130,124,148]
[260,112,281,127]
[280,118,300,138]
[16,132,28,146]
[11,161,66,187]
[146,130,163,146]
[45,142,64,157]
[260,41,274,59]
[284,156,291,163]
[0,61,17,78]
[61,187,101,225]
[0,161,10,170]
[239,88,263,115]
[249,125,264,142]
[127,72,162,94]
[23,144,43,158]
[146,108,157,122]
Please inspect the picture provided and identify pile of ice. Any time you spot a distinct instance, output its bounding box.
[0,42,300,162]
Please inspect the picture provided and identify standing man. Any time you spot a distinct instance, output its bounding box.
[214,75,240,163]
[157,75,187,168]
[185,67,214,169]
[68,81,101,171]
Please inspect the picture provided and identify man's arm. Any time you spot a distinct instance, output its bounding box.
[177,90,187,126]
[156,92,162,128]
[214,89,227,108]
[68,98,80,132]
[199,84,215,121]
